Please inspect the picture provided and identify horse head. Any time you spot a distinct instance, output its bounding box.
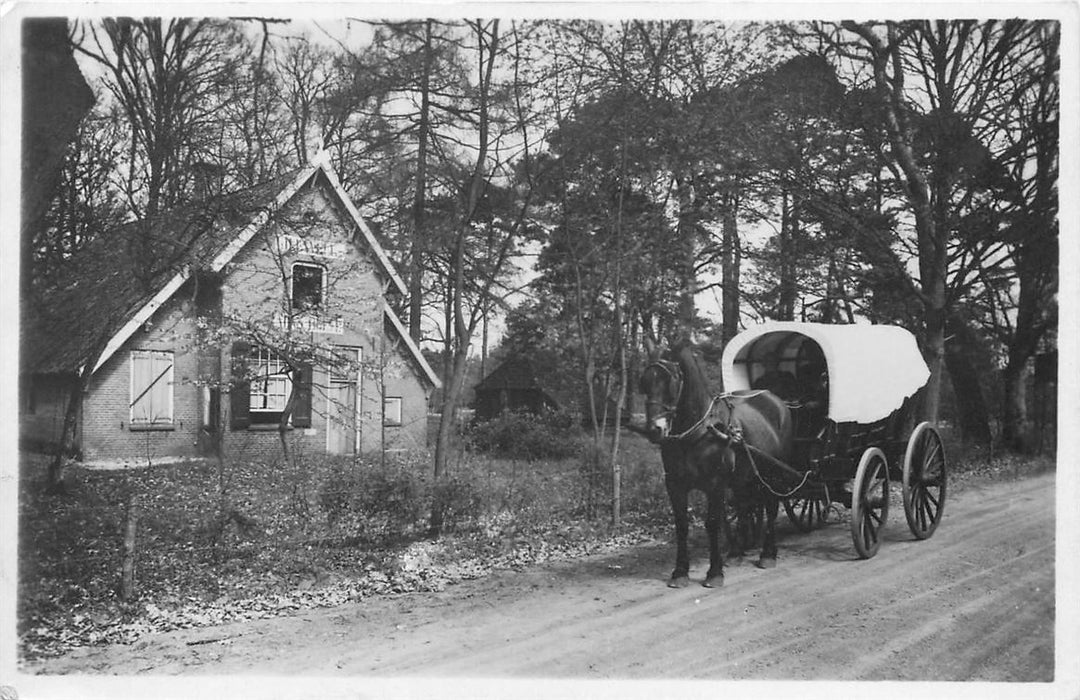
[639,339,710,443]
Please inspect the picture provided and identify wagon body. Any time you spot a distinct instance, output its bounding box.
[720,322,946,557]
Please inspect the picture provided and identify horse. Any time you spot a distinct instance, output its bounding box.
[639,338,795,588]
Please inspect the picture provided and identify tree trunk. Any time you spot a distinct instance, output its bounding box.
[429,20,501,536]
[675,175,699,341]
[431,344,470,532]
[610,337,627,528]
[120,491,140,600]
[1001,356,1031,453]
[777,189,797,321]
[408,19,434,344]
[46,376,84,493]
[720,192,741,344]
[845,20,949,423]
[943,315,992,445]
[22,19,96,297]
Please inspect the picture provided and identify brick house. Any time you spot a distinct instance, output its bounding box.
[21,156,440,463]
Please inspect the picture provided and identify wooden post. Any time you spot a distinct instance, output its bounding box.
[120,493,140,600]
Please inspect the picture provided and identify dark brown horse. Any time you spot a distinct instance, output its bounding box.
[639,339,795,588]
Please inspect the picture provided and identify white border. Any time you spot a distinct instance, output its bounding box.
[3,5,1076,700]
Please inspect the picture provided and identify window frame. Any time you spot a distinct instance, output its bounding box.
[290,261,326,313]
[383,396,403,427]
[248,347,293,425]
[130,349,175,427]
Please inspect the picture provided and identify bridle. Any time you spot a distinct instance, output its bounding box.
[642,359,684,428]
[644,359,720,442]
[643,359,725,442]
[643,360,764,444]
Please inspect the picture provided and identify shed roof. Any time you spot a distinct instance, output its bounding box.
[475,357,548,393]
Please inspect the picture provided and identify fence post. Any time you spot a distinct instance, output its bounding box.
[120,493,140,600]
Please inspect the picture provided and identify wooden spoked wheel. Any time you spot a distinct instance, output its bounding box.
[902,422,947,540]
[851,447,889,559]
[783,495,830,532]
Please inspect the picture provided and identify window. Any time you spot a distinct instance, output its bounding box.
[329,347,361,385]
[249,347,292,424]
[383,396,403,426]
[201,385,221,432]
[130,350,174,426]
[291,263,324,311]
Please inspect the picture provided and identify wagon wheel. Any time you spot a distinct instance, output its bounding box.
[783,495,830,532]
[902,422,947,540]
[850,447,890,559]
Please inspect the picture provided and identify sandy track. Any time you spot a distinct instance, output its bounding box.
[28,472,1055,681]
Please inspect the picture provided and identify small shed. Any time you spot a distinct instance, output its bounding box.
[473,357,559,421]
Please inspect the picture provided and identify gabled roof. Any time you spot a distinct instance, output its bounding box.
[23,159,436,389]
[383,303,441,389]
[475,357,548,393]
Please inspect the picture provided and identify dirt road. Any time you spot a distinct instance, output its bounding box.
[27,472,1056,682]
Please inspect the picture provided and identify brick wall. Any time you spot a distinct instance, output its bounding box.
[80,298,204,462]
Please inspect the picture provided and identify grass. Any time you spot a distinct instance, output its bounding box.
[16,429,671,661]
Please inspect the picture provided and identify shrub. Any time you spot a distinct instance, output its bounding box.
[317,455,425,540]
[428,470,486,534]
[468,409,584,461]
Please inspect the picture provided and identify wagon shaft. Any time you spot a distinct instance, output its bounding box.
[741,442,808,484]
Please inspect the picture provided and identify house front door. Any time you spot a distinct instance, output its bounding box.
[327,347,361,455]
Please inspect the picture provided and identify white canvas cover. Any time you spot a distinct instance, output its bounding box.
[721,322,930,424]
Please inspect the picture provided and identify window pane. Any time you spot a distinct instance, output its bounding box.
[384,397,402,426]
[250,347,292,414]
[292,264,323,311]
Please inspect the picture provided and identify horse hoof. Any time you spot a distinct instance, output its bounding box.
[756,557,777,570]
[667,576,690,588]
[703,576,724,588]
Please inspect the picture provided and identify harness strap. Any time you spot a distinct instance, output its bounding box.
[668,395,719,441]
[740,441,814,499]
[708,422,813,499]
[717,390,769,401]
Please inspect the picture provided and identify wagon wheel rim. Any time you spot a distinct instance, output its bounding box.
[783,495,829,532]
[903,422,947,540]
[851,447,889,559]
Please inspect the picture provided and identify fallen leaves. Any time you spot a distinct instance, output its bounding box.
[19,518,662,662]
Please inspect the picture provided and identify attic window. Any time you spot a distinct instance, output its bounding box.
[292,263,324,311]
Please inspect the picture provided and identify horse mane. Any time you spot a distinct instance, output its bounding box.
[674,344,713,429]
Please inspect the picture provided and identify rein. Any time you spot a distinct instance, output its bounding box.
[644,359,769,445]
[646,358,803,497]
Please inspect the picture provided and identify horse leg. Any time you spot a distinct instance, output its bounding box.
[757,495,780,569]
[704,489,725,587]
[722,498,743,559]
[666,480,691,588]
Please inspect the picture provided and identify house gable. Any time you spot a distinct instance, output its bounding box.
[23,159,441,460]
[80,160,434,386]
